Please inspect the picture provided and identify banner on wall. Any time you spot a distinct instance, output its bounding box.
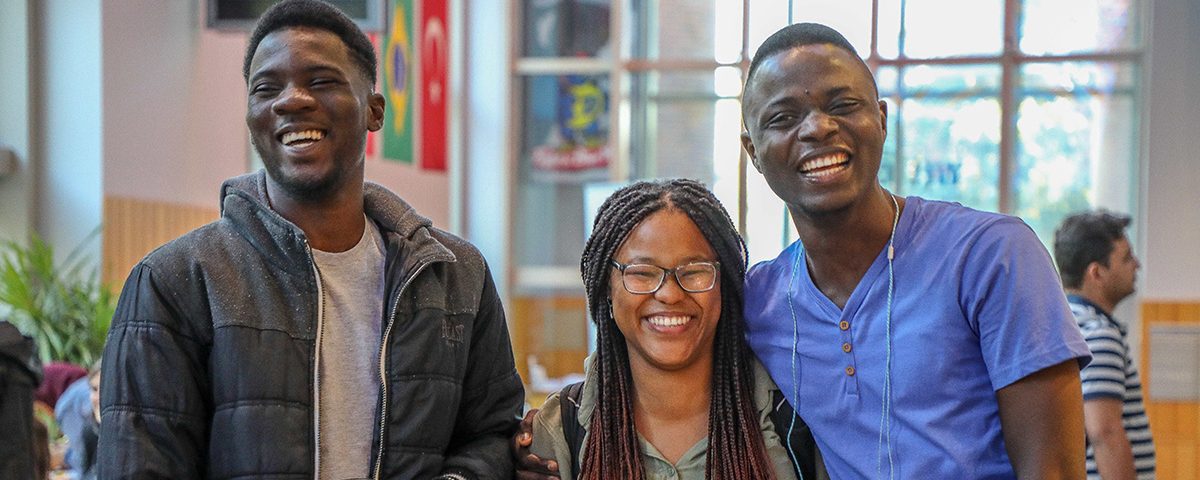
[419,0,448,172]
[383,0,415,164]
[530,74,611,182]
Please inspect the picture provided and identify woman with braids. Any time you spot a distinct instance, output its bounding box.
[526,179,801,480]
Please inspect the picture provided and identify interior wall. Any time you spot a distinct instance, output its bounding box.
[0,0,33,242]
[36,0,103,265]
[101,0,247,209]
[102,196,218,287]
[1142,0,1200,301]
[1138,0,1200,474]
[98,0,249,286]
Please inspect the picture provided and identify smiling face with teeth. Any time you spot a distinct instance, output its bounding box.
[740,43,888,218]
[609,208,722,374]
[246,26,384,201]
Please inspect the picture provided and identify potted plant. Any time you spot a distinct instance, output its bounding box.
[0,233,115,367]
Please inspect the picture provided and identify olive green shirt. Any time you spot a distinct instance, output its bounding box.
[530,357,799,480]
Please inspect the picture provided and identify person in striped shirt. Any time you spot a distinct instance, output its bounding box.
[1054,210,1156,479]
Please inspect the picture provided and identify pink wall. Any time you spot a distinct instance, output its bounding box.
[102,1,246,208]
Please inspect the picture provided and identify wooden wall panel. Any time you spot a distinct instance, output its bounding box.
[1141,301,1200,480]
[511,295,589,407]
[102,196,218,289]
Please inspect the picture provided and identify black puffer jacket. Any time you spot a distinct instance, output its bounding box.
[99,171,524,479]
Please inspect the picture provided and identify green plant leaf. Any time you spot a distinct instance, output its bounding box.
[0,230,115,365]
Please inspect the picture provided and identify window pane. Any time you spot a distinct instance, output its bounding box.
[904,0,1003,58]
[1015,62,1139,246]
[627,70,743,220]
[873,67,902,190]
[902,64,1003,96]
[1022,61,1135,93]
[747,1,872,62]
[876,67,901,190]
[516,74,612,273]
[790,0,873,56]
[523,0,612,58]
[879,96,899,192]
[748,0,791,60]
[876,65,899,98]
[744,167,791,264]
[877,0,902,58]
[1021,0,1141,55]
[899,97,1001,210]
[628,0,742,62]
[898,65,1001,210]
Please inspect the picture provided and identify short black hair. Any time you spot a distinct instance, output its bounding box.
[1053,210,1132,289]
[242,0,377,86]
[746,22,862,86]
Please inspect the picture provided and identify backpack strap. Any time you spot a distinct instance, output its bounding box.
[558,381,587,477]
[771,390,820,480]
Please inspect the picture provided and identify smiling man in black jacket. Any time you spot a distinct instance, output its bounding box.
[98,1,524,478]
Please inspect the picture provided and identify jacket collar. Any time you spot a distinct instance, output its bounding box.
[218,170,454,273]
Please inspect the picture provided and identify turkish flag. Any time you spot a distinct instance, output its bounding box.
[418,0,448,172]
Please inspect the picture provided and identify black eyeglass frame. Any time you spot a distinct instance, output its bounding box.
[609,260,721,294]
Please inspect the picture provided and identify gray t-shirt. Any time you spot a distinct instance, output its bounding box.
[312,218,386,480]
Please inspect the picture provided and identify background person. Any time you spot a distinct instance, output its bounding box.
[55,361,101,480]
[34,362,86,413]
[1054,210,1156,479]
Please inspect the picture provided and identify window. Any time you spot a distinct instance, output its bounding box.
[509,0,1142,388]
[751,0,1143,255]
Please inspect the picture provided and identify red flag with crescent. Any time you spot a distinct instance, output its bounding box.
[418,0,448,172]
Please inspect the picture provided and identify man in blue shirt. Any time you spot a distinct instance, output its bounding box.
[740,23,1092,478]
[1054,211,1155,479]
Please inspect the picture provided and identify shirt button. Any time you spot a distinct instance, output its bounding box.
[842,342,852,353]
[845,366,856,376]
[839,320,850,330]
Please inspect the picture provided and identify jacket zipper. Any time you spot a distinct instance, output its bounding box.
[372,259,436,480]
[307,241,326,480]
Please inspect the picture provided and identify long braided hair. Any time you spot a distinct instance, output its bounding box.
[577,178,775,479]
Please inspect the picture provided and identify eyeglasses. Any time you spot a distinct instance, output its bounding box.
[610,260,720,294]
